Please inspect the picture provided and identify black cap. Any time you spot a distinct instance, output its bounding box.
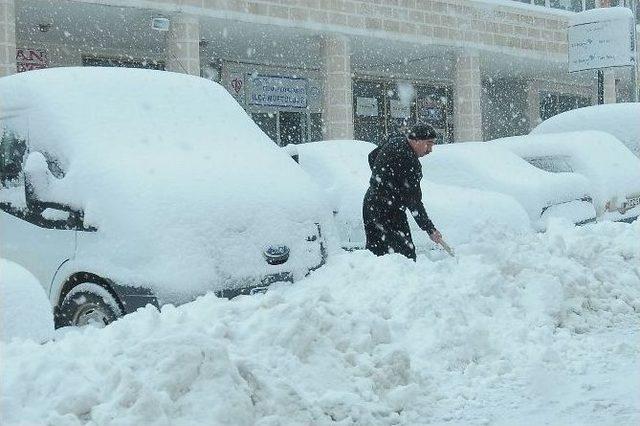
[407,124,437,141]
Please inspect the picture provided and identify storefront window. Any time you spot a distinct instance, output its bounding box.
[353,80,386,145]
[279,112,305,145]
[252,112,278,144]
[415,86,452,144]
[82,56,164,70]
[549,0,583,12]
[309,113,323,142]
[540,91,591,121]
[353,79,452,145]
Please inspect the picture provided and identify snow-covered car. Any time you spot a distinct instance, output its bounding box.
[0,67,333,328]
[0,258,54,343]
[531,103,640,158]
[286,140,531,250]
[493,131,640,223]
[421,142,597,230]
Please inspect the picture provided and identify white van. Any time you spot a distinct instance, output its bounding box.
[0,67,332,327]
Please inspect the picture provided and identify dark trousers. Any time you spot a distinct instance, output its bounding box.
[362,190,416,261]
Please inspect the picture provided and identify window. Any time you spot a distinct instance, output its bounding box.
[0,124,27,187]
[549,0,583,12]
[279,112,306,146]
[252,112,278,143]
[540,91,591,121]
[309,113,323,142]
[525,156,575,173]
[353,79,453,145]
[353,80,386,145]
[82,56,165,70]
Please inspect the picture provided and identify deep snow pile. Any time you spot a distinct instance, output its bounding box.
[0,260,53,343]
[2,220,639,425]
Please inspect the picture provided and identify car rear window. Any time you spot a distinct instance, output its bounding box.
[524,156,574,173]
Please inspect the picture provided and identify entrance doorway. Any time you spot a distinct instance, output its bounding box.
[251,111,320,146]
[353,78,453,145]
[279,112,305,145]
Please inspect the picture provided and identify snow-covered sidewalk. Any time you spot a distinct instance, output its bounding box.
[2,220,639,425]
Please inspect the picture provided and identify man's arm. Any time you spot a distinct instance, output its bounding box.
[407,184,436,234]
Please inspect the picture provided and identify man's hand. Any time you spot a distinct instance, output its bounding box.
[428,229,442,243]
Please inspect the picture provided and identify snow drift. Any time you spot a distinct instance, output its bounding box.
[0,259,53,343]
[2,220,638,425]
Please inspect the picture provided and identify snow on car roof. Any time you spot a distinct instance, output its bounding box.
[422,142,593,221]
[493,131,640,210]
[0,68,332,300]
[531,103,640,157]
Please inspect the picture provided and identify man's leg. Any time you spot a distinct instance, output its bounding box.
[363,198,388,256]
[386,215,417,261]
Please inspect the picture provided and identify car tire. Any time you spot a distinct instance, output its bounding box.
[57,282,124,328]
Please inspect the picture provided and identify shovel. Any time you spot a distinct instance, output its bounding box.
[437,239,455,257]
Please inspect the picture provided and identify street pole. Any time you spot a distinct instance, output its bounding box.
[632,0,639,101]
[597,69,604,104]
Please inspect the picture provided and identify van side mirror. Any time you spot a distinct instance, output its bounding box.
[23,152,52,210]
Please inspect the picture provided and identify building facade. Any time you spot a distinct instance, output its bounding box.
[1,0,638,145]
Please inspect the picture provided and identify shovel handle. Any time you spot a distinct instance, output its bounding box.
[438,240,455,257]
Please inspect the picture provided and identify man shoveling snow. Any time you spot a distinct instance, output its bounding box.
[363,124,448,260]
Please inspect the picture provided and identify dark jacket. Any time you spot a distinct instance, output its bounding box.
[365,136,435,234]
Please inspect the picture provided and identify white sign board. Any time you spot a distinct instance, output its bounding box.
[248,75,307,108]
[568,8,635,73]
[356,97,378,116]
[390,99,411,119]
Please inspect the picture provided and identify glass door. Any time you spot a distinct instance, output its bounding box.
[279,112,305,146]
[251,112,278,144]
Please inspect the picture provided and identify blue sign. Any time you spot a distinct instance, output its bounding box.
[248,74,308,108]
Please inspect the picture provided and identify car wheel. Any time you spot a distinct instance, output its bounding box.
[58,282,123,328]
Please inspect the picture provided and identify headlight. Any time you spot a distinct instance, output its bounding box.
[263,245,290,265]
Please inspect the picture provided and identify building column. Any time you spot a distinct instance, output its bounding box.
[526,80,541,130]
[166,14,200,76]
[454,52,483,142]
[0,0,16,77]
[603,69,616,103]
[321,34,354,140]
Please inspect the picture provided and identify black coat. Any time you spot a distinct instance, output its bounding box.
[362,136,435,259]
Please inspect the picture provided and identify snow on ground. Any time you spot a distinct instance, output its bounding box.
[0,259,54,343]
[2,220,639,425]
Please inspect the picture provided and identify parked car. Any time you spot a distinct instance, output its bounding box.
[0,67,333,328]
[0,259,54,343]
[531,103,640,158]
[493,131,640,223]
[287,140,532,251]
[420,141,597,230]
